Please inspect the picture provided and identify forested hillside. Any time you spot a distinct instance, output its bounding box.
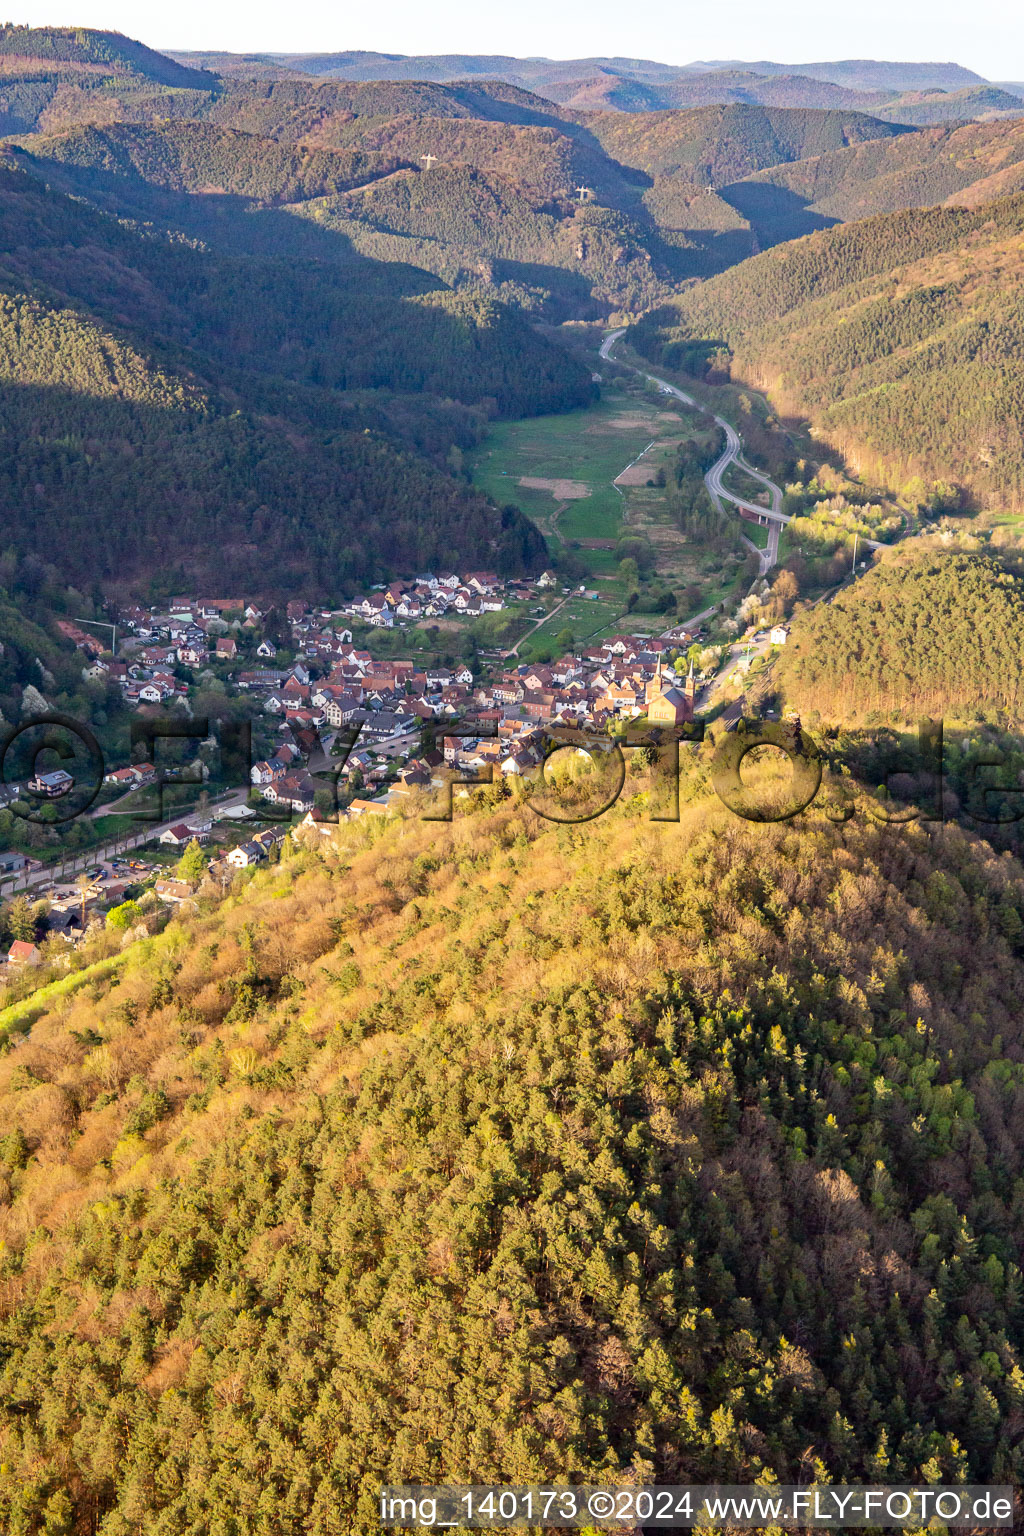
[587,103,910,184]
[283,113,641,204]
[551,73,1024,123]
[0,66,583,142]
[8,23,1024,594]
[548,70,893,113]
[630,193,1024,508]
[0,286,547,592]
[0,582,112,729]
[8,27,1024,1532]
[24,121,411,202]
[288,166,679,314]
[10,26,1017,314]
[0,155,572,592]
[876,85,1024,126]
[2,766,1024,1528]
[777,544,1024,721]
[0,36,925,297]
[17,120,688,312]
[0,22,212,86]
[721,116,1024,237]
[19,121,675,313]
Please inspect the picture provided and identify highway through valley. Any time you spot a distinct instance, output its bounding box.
[599,328,886,576]
[599,327,787,574]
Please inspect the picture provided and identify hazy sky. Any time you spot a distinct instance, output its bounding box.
[8,0,1024,78]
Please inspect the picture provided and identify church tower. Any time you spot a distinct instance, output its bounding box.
[684,656,698,712]
[645,652,665,707]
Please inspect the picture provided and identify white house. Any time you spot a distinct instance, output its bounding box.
[250,760,281,786]
[159,819,211,847]
[227,841,266,868]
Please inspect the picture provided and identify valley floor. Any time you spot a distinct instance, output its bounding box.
[467,356,763,648]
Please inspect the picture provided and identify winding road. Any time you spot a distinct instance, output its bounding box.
[600,327,786,575]
[705,412,784,574]
[599,329,882,577]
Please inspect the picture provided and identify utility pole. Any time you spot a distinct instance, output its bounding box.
[852,532,859,575]
[420,153,437,171]
[575,184,593,203]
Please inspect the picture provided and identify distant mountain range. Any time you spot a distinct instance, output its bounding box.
[168,48,1024,125]
[686,59,986,90]
[3,22,1024,583]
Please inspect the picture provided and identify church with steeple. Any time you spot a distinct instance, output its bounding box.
[646,653,697,726]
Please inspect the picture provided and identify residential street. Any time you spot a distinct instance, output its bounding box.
[0,786,250,900]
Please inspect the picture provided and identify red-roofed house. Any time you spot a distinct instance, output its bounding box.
[7,941,40,966]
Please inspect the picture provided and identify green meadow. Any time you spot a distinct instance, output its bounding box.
[467,384,681,561]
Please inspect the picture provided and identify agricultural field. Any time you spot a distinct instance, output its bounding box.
[474,379,737,572]
[467,382,693,576]
[519,591,631,659]
[468,362,796,659]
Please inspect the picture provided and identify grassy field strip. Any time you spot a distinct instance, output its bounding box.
[467,390,676,558]
[468,378,750,655]
[0,951,131,1042]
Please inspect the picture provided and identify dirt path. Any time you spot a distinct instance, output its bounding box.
[505,596,569,659]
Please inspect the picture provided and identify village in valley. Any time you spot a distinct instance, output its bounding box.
[0,347,811,976]
[87,568,789,804]
[0,561,792,972]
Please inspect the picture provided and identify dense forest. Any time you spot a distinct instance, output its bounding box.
[630,192,1024,509]
[667,425,740,549]
[724,115,1024,236]
[546,69,905,114]
[777,543,1024,722]
[15,119,690,312]
[25,122,413,202]
[0,292,547,591]
[873,85,1024,126]
[0,36,934,298]
[5,26,1024,578]
[2,26,1022,309]
[22,114,642,210]
[0,152,593,413]
[0,23,213,87]
[2,765,1024,1528]
[7,27,1024,1533]
[292,169,682,316]
[0,153,585,593]
[587,104,910,185]
[7,99,930,316]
